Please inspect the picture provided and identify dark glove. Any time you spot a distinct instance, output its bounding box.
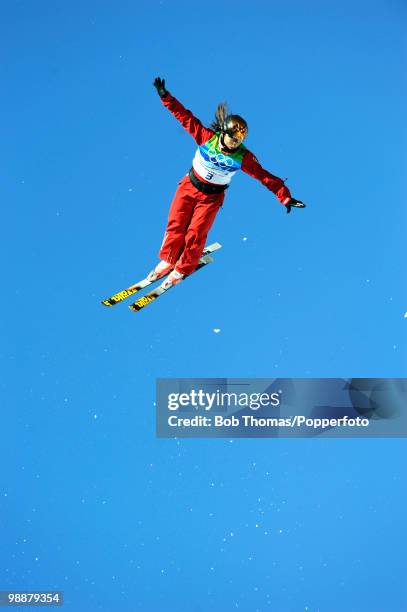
[285,198,306,214]
[153,77,168,98]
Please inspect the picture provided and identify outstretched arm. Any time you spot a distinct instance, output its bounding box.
[242,150,306,213]
[153,77,214,146]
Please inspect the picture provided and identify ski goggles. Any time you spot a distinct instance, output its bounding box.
[226,124,247,141]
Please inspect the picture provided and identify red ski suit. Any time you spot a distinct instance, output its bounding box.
[158,94,292,276]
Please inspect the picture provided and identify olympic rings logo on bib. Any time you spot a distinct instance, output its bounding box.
[207,148,234,168]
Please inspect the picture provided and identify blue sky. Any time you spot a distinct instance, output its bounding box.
[1,1,406,610]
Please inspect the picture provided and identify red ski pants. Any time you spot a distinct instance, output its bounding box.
[159,175,225,276]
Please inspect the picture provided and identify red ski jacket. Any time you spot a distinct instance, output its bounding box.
[161,94,291,205]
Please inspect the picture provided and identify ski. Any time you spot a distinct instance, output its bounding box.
[101,242,222,307]
[129,253,215,313]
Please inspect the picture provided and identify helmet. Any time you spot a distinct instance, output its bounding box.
[222,114,248,141]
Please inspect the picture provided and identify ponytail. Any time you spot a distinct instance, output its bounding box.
[210,102,229,132]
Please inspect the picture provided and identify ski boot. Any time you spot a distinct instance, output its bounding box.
[159,269,184,290]
[146,260,173,283]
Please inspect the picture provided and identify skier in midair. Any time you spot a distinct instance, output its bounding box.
[148,77,306,289]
